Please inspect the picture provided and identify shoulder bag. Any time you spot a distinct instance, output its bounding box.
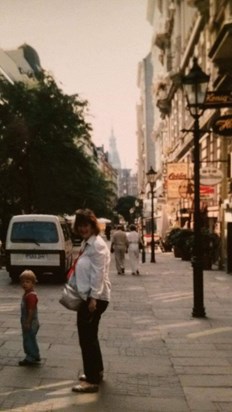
[59,282,83,311]
[59,254,83,311]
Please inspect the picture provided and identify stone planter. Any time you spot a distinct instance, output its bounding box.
[173,245,182,258]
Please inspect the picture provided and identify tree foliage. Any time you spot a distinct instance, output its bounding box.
[0,73,114,240]
[115,196,136,224]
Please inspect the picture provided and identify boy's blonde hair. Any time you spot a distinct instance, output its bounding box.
[19,270,37,284]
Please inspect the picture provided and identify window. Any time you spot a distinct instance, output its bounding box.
[11,222,59,243]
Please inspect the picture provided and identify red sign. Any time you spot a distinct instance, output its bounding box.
[200,185,215,199]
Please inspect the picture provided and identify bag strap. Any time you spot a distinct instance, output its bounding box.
[67,243,86,280]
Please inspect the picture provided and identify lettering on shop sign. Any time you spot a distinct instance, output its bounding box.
[200,167,223,186]
[167,163,189,199]
[204,91,232,108]
[168,172,187,180]
[212,115,232,136]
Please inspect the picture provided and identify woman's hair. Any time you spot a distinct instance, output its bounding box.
[74,209,100,236]
[19,270,37,284]
[129,224,136,231]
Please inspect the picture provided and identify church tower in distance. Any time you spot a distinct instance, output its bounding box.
[108,128,121,170]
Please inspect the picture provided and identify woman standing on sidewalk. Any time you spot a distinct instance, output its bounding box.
[71,209,111,393]
[127,224,142,275]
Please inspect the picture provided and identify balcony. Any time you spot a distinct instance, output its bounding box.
[209,22,232,73]
[187,0,209,16]
[154,17,174,51]
[156,98,171,117]
[154,32,170,51]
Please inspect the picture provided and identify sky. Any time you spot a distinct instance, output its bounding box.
[0,0,153,171]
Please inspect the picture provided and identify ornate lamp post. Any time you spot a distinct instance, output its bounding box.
[136,192,146,263]
[140,191,146,263]
[146,166,157,263]
[182,57,210,318]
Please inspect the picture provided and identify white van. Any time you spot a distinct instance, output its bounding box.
[5,214,73,281]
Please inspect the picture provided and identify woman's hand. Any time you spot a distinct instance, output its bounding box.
[88,298,97,312]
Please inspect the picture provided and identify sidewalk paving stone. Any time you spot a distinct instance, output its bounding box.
[1,249,232,411]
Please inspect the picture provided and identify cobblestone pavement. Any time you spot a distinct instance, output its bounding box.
[1,247,232,411]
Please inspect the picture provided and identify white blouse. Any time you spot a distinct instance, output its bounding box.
[127,231,140,250]
[74,234,111,302]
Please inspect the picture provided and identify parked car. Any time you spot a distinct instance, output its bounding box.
[143,233,161,247]
[5,214,73,282]
[71,233,82,246]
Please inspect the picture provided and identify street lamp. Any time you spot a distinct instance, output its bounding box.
[146,166,157,263]
[136,192,146,263]
[182,57,210,318]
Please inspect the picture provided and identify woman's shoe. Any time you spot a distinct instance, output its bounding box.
[72,383,99,393]
[79,374,87,381]
[79,371,104,382]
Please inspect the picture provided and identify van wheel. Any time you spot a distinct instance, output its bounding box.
[9,272,19,282]
[57,270,66,283]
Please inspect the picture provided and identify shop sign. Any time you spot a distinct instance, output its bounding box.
[200,185,215,199]
[167,163,189,199]
[212,115,232,136]
[200,167,223,186]
[204,91,232,109]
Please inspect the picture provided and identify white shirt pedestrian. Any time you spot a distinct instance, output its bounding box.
[127,225,142,276]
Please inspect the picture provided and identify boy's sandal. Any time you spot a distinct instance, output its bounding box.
[18,359,39,366]
[72,384,99,393]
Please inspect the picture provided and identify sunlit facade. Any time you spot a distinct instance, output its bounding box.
[140,0,232,267]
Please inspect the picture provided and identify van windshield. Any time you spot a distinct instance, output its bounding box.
[11,222,59,244]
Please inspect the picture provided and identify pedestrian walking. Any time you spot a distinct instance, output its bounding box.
[71,209,111,393]
[111,224,129,275]
[18,270,41,366]
[127,224,143,275]
[105,223,112,240]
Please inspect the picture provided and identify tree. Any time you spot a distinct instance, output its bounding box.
[115,196,136,224]
[0,73,114,240]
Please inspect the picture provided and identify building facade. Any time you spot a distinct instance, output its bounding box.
[0,44,42,84]
[137,52,156,193]
[142,0,232,267]
[108,128,138,198]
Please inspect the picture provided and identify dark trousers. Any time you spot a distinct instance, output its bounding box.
[77,299,108,384]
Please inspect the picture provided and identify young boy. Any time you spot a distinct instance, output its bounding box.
[18,270,41,366]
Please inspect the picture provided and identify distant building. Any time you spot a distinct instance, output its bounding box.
[96,145,118,205]
[108,128,121,170]
[6,44,42,78]
[137,52,156,193]
[0,43,42,84]
[117,169,138,198]
[108,129,137,198]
